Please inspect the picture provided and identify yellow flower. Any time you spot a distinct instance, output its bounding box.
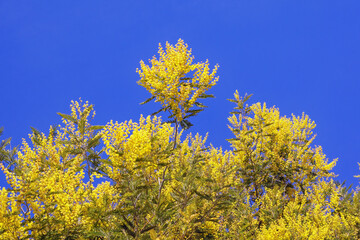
[136,39,219,122]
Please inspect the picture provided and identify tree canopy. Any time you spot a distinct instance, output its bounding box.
[0,39,359,239]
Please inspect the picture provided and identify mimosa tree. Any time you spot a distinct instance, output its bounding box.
[0,39,359,240]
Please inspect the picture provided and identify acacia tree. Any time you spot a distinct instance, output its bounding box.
[0,39,359,239]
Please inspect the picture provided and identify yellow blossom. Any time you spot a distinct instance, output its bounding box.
[136,39,219,122]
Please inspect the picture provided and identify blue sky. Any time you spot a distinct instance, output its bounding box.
[1,1,359,188]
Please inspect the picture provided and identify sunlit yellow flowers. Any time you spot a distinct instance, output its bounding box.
[1,40,359,240]
[136,39,219,122]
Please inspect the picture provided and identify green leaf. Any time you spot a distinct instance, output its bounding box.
[30,127,41,136]
[229,111,241,115]
[243,93,253,102]
[88,125,104,131]
[151,106,168,116]
[30,127,42,145]
[67,148,83,155]
[165,119,176,124]
[58,140,73,145]
[264,122,273,127]
[87,135,102,148]
[180,119,193,130]
[198,93,215,99]
[180,77,192,81]
[194,190,212,201]
[194,102,207,108]
[79,119,85,135]
[184,109,204,119]
[186,109,203,114]
[88,153,101,160]
[157,161,170,167]
[245,129,255,135]
[57,112,78,123]
[226,138,239,142]
[100,159,114,167]
[0,137,11,149]
[135,157,149,162]
[140,95,156,105]
[227,98,237,103]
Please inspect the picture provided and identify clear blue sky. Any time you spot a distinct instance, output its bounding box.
[1,1,359,188]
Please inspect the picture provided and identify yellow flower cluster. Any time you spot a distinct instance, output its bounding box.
[137,39,219,122]
[0,188,25,239]
[102,115,174,182]
[228,99,336,197]
[0,101,107,239]
[258,180,357,239]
